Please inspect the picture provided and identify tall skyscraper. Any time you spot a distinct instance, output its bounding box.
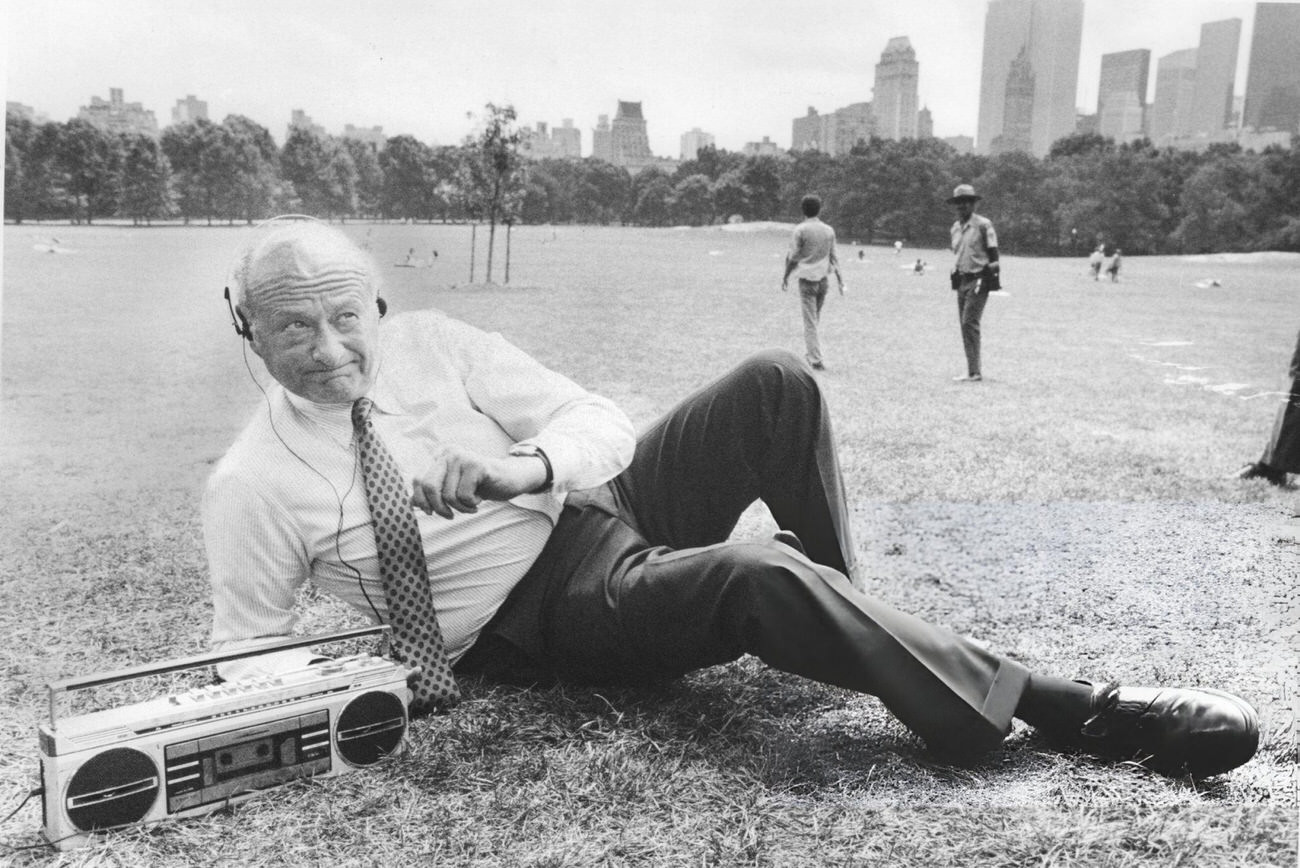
[874,36,920,140]
[171,94,208,125]
[552,119,581,158]
[976,0,1084,156]
[610,102,653,162]
[591,115,612,162]
[917,106,934,138]
[680,127,715,160]
[1243,2,1300,133]
[78,88,159,138]
[1188,18,1242,136]
[791,103,877,156]
[1097,49,1150,142]
[591,102,655,170]
[991,46,1036,154]
[1149,48,1198,143]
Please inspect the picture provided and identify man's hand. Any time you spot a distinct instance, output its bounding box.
[411,445,546,519]
[780,278,789,292]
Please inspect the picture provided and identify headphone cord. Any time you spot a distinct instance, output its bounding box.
[238,343,386,628]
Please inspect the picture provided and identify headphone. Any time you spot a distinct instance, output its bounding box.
[223,287,386,342]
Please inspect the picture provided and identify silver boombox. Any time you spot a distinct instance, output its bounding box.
[38,626,416,850]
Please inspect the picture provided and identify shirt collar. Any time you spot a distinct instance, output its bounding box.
[280,365,400,433]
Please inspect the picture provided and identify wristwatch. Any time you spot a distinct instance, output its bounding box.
[509,443,553,493]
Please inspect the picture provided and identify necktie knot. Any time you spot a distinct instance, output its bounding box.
[351,397,374,431]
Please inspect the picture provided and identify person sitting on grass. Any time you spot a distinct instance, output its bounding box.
[204,221,1259,779]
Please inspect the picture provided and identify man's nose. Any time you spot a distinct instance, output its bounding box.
[310,326,347,362]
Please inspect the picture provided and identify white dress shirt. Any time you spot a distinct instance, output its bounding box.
[203,309,635,681]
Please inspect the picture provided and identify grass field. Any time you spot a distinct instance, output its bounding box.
[1,221,1297,866]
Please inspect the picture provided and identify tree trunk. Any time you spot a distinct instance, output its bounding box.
[486,217,497,283]
[469,223,477,283]
[505,222,512,284]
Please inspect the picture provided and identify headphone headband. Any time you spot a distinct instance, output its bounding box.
[223,286,386,342]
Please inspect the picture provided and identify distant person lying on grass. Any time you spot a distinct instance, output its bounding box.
[204,221,1259,778]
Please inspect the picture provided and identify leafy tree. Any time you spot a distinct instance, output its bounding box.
[573,159,632,224]
[1255,139,1300,251]
[282,127,357,219]
[120,134,173,224]
[220,115,280,223]
[673,144,741,183]
[632,174,673,226]
[519,175,554,224]
[161,119,218,223]
[975,150,1056,252]
[740,156,783,220]
[379,134,436,221]
[1172,155,1262,253]
[670,174,714,226]
[627,166,671,226]
[779,149,838,220]
[711,168,749,221]
[460,103,528,282]
[342,138,384,218]
[56,119,123,223]
[5,113,65,222]
[1047,132,1113,160]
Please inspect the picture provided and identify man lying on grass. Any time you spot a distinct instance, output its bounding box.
[204,221,1258,778]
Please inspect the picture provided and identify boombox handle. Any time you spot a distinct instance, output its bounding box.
[45,625,391,730]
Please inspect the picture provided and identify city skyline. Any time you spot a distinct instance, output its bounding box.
[4,0,1261,156]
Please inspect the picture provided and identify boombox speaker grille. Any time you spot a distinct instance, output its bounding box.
[66,747,160,831]
[335,691,406,767]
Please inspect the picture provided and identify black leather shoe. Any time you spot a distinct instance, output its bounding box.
[1075,682,1259,776]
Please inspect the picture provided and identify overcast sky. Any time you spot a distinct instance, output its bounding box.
[3,0,1263,155]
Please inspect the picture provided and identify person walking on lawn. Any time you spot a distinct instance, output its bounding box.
[782,195,844,371]
[204,220,1259,780]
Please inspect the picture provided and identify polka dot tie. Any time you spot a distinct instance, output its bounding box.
[352,397,459,714]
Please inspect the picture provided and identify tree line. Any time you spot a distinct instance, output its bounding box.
[7,106,1299,256]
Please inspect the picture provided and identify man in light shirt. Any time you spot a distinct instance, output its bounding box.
[203,221,1259,779]
[782,195,844,371]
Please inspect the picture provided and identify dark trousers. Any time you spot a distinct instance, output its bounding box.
[956,277,989,377]
[458,350,1029,757]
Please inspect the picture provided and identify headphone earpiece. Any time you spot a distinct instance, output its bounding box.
[377,297,387,318]
[223,286,253,341]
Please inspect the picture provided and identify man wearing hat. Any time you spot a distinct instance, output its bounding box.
[948,184,1000,382]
